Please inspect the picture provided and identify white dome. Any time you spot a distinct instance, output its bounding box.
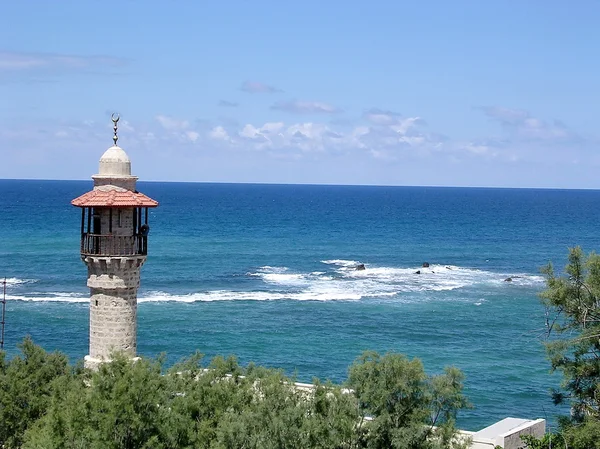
[98,145,132,176]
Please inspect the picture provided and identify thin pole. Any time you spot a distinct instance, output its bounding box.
[1,278,6,349]
[87,207,92,233]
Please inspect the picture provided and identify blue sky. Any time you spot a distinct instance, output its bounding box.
[0,1,598,187]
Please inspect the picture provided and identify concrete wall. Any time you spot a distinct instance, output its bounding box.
[455,431,495,449]
[466,417,546,449]
[500,419,545,449]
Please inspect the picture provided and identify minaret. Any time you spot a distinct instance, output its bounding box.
[71,114,158,369]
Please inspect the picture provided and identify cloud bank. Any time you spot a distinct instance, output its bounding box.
[0,105,591,187]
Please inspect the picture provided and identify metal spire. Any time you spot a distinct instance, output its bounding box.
[111,113,120,146]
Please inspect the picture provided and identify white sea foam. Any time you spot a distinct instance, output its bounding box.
[6,262,545,304]
[7,292,87,303]
[250,266,319,287]
[140,290,362,302]
[321,259,361,267]
[261,273,309,285]
[2,277,38,286]
[335,264,475,292]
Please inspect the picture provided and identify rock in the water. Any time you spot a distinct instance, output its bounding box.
[356,263,366,271]
[504,277,513,282]
[422,262,430,268]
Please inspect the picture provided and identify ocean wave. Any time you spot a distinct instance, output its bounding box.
[5,261,545,304]
[140,290,363,302]
[250,266,320,287]
[2,277,38,286]
[248,262,544,296]
[238,262,539,303]
[321,259,361,267]
[7,293,87,303]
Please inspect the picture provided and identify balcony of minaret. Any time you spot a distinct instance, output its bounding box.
[77,205,152,257]
[72,186,158,258]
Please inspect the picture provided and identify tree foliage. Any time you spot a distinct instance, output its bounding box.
[0,339,469,449]
[540,247,600,447]
[0,336,71,449]
[348,351,470,449]
[520,432,566,449]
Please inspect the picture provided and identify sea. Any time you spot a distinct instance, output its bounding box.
[1,179,597,430]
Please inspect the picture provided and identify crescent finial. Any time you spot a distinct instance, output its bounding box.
[111,113,120,146]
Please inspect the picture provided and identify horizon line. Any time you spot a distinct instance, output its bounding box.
[1,177,599,192]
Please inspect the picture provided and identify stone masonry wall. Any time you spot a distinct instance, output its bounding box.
[89,288,138,358]
[99,207,135,236]
[93,176,137,192]
[85,256,146,360]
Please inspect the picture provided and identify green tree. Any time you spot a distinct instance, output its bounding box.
[347,351,470,449]
[165,355,358,449]
[16,343,469,449]
[212,370,358,449]
[24,351,359,449]
[0,336,71,449]
[520,432,566,449]
[540,247,600,447]
[24,353,171,449]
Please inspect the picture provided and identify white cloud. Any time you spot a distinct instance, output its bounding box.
[155,115,190,131]
[0,51,126,71]
[218,100,239,107]
[271,100,341,114]
[481,106,577,142]
[239,124,264,139]
[119,120,135,133]
[363,108,403,126]
[229,115,437,157]
[261,122,285,133]
[481,107,529,124]
[240,81,282,93]
[152,115,202,145]
[236,122,340,152]
[463,142,493,155]
[209,126,231,141]
[1,109,596,187]
[185,131,199,143]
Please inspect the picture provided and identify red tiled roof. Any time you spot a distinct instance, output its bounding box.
[71,190,159,208]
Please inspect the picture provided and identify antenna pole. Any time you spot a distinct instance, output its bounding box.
[1,278,6,350]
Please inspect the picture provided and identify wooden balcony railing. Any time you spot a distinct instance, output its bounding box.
[81,233,147,256]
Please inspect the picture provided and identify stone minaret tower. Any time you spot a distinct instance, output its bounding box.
[71,114,158,369]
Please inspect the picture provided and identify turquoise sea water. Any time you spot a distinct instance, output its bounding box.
[1,179,598,429]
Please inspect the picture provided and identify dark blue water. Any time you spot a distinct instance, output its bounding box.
[1,179,597,429]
